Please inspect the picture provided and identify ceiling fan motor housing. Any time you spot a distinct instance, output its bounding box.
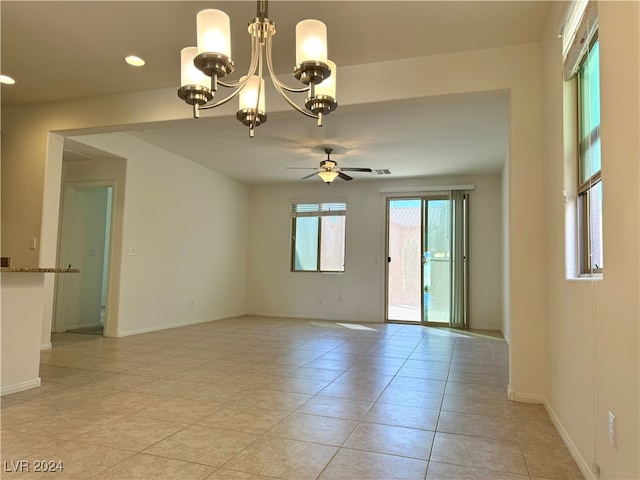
[320,159,337,170]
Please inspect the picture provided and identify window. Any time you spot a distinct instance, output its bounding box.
[562,0,601,275]
[291,202,346,272]
[577,36,602,273]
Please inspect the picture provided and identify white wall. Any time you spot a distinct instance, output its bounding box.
[72,133,250,336]
[468,174,503,330]
[2,42,547,402]
[1,6,638,474]
[1,273,45,394]
[247,174,502,329]
[541,2,639,479]
[501,158,510,342]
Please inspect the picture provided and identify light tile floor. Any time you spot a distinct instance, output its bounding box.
[1,316,584,479]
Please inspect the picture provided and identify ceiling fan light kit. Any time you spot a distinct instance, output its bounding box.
[177,0,338,138]
[289,148,373,184]
[318,170,339,184]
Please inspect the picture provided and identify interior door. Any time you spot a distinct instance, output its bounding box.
[55,185,113,334]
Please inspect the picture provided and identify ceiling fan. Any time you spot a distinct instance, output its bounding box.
[288,148,373,184]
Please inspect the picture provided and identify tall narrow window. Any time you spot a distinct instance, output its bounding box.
[562,0,600,275]
[577,36,602,273]
[291,202,346,272]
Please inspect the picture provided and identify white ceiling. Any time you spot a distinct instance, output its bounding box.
[1,1,550,184]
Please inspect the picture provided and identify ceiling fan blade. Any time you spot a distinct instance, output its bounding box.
[341,167,373,172]
[301,172,319,180]
[338,172,353,181]
[287,167,317,170]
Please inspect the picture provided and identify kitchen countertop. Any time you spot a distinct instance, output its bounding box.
[1,267,80,273]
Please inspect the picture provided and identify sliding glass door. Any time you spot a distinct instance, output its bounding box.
[386,195,467,326]
[422,198,451,323]
[387,199,422,322]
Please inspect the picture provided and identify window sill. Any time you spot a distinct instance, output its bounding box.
[291,271,345,274]
[566,273,603,282]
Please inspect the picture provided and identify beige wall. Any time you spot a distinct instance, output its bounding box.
[2,5,639,475]
[1,273,45,394]
[501,158,510,342]
[68,132,250,337]
[541,2,639,478]
[1,43,547,416]
[247,175,502,329]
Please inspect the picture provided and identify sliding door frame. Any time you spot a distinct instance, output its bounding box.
[384,193,469,327]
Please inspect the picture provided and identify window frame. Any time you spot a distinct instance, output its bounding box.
[290,202,347,273]
[576,33,603,275]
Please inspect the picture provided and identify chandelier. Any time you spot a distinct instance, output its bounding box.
[177,1,338,138]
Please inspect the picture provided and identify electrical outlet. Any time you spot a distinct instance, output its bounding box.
[608,411,617,448]
[29,237,37,250]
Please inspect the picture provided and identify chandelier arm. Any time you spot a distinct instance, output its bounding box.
[198,86,245,110]
[265,35,310,94]
[260,33,316,118]
[201,36,260,110]
[271,77,318,119]
[218,36,260,89]
[217,70,255,91]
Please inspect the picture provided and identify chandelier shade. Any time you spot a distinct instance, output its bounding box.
[197,10,231,58]
[180,47,208,88]
[314,59,336,99]
[295,20,328,65]
[237,75,266,129]
[177,0,338,137]
[238,75,265,113]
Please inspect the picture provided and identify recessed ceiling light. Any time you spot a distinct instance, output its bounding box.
[124,55,145,67]
[0,74,16,84]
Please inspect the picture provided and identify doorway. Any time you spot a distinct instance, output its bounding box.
[386,195,467,325]
[54,184,114,335]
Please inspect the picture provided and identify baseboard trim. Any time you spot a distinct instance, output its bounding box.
[1,377,41,396]
[64,322,103,331]
[542,397,597,480]
[508,389,596,480]
[40,342,52,351]
[246,312,385,324]
[115,313,243,337]
[508,389,545,403]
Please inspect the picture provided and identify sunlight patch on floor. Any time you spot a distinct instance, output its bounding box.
[335,323,377,331]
